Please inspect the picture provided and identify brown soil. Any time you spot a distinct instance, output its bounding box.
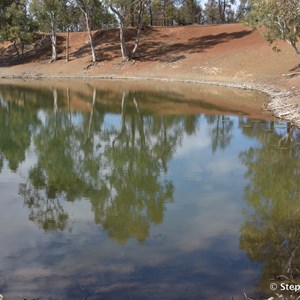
[0,24,300,125]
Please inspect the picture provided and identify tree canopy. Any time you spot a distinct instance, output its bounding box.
[246,0,300,56]
[1,0,298,63]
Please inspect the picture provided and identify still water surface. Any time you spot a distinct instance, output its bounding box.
[0,81,299,300]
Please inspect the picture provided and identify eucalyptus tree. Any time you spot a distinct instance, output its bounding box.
[204,0,219,23]
[246,0,300,56]
[204,0,236,23]
[30,0,67,62]
[132,0,146,56]
[0,0,36,61]
[105,0,146,61]
[234,0,249,22]
[74,0,102,62]
[218,0,235,23]
[60,1,80,62]
[160,0,177,25]
[177,0,203,24]
[0,0,13,26]
[144,0,179,26]
[146,0,153,25]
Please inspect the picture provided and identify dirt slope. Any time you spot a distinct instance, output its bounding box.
[0,24,300,125]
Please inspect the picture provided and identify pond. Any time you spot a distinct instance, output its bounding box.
[0,80,299,300]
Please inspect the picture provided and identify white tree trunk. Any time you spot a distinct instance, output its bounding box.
[132,1,145,58]
[284,38,300,56]
[88,88,96,138]
[53,88,58,114]
[84,11,97,62]
[66,27,70,62]
[119,22,129,61]
[49,12,57,62]
[110,5,129,61]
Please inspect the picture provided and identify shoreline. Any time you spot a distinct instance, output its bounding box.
[1,73,299,128]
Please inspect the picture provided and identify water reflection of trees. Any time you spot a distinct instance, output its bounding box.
[239,120,300,297]
[0,98,40,171]
[206,115,234,153]
[9,89,198,243]
[0,86,273,248]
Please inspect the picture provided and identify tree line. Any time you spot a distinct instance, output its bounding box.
[0,0,299,64]
[0,0,249,62]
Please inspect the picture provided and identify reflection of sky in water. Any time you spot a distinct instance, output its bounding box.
[0,115,258,299]
[104,113,122,129]
[0,112,267,300]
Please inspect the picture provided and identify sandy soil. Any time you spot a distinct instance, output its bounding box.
[0,24,300,126]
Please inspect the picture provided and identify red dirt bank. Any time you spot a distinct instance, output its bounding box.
[0,24,300,126]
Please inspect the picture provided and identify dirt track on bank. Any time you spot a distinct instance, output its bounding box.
[0,24,300,126]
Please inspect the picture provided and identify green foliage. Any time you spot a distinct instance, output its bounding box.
[163,0,177,25]
[235,0,249,21]
[177,0,203,24]
[30,0,66,32]
[0,0,36,60]
[0,0,13,26]
[239,120,300,294]
[246,0,300,55]
[30,0,70,61]
[204,0,219,23]
[75,0,112,30]
[90,4,116,29]
[204,0,236,24]
[0,87,40,172]
[103,0,139,26]
[60,1,81,30]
